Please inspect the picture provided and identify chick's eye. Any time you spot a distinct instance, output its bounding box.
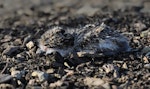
[44,44,49,46]
[93,35,96,38]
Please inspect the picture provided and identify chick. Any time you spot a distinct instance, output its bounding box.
[37,23,130,57]
[75,23,131,56]
[38,26,74,57]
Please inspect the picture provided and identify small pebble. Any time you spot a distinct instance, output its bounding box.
[102,82,111,89]
[141,46,150,54]
[144,64,150,69]
[84,77,105,86]
[102,64,115,73]
[113,70,120,78]
[122,63,128,69]
[145,52,150,58]
[2,46,20,56]
[22,35,32,47]
[0,84,14,89]
[112,85,118,89]
[26,41,34,49]
[83,77,110,89]
[28,79,36,85]
[143,56,149,63]
[46,69,54,74]
[25,85,42,89]
[0,74,12,83]
[1,35,12,42]
[31,71,49,82]
[11,70,25,79]
[14,38,22,46]
[134,22,146,32]
[140,29,150,37]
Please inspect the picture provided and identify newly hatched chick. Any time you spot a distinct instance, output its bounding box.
[75,23,131,56]
[38,26,74,57]
[38,23,130,57]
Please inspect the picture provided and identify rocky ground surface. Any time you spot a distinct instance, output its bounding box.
[0,0,150,89]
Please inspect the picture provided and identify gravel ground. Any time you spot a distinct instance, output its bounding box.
[0,0,150,89]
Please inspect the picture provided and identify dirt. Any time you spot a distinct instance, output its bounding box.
[0,0,150,89]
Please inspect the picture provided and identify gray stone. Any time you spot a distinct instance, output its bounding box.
[0,74,12,83]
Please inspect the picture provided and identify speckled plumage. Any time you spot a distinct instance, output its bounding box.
[38,26,74,56]
[75,23,130,55]
[38,23,130,57]
[39,27,74,49]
